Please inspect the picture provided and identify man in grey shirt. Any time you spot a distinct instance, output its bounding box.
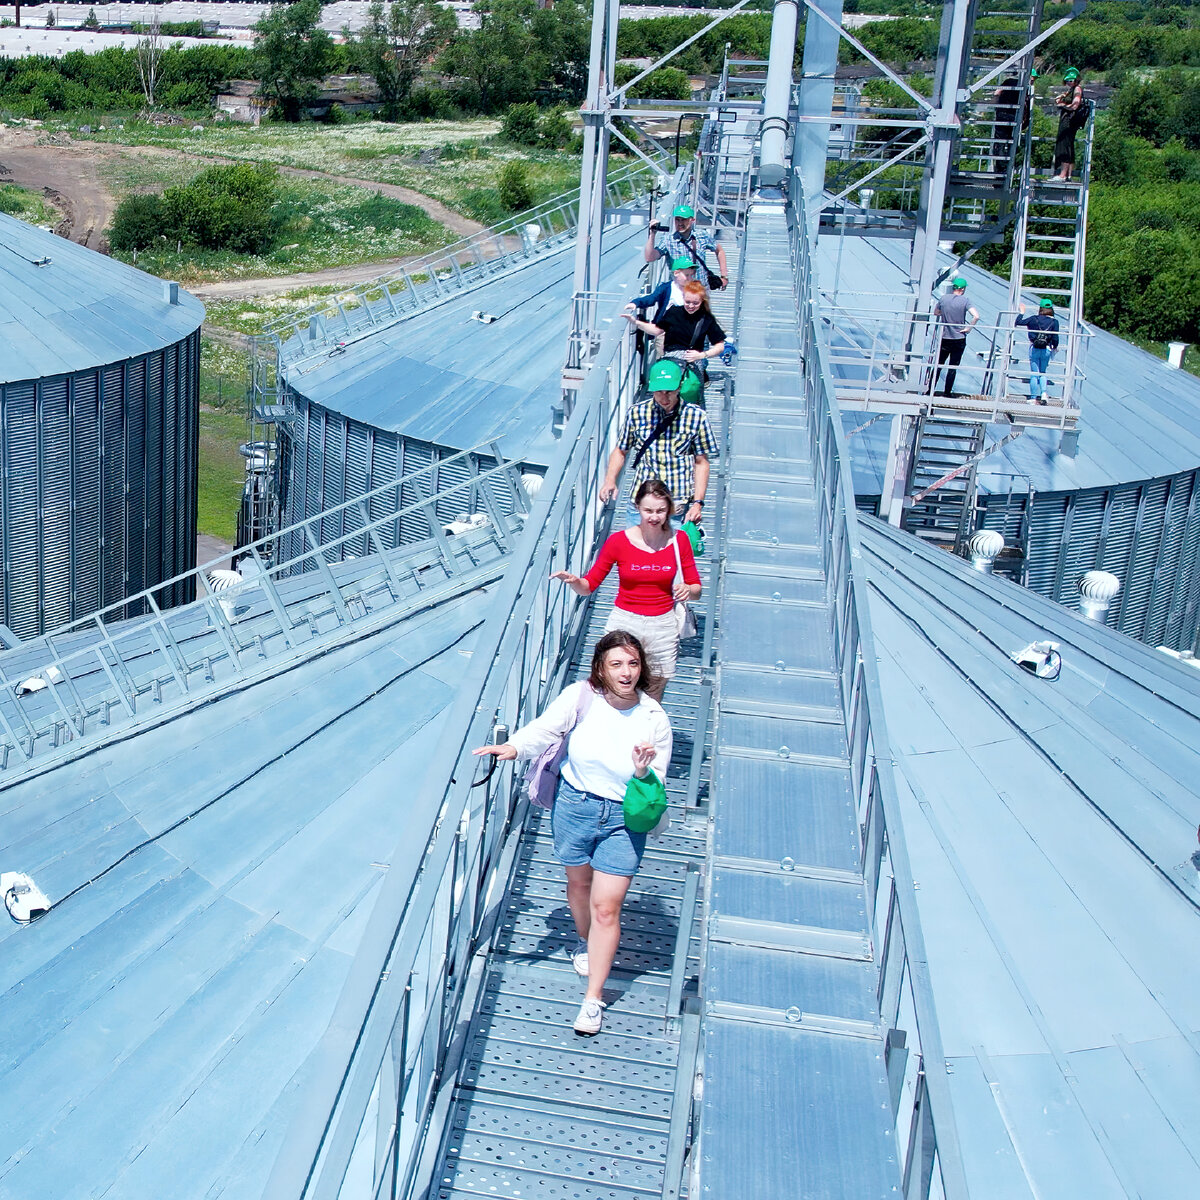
[933,277,980,397]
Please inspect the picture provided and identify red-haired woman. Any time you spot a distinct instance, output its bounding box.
[624,279,727,371]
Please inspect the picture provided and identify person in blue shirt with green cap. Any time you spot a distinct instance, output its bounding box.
[626,256,697,323]
[1016,299,1060,403]
[645,203,728,290]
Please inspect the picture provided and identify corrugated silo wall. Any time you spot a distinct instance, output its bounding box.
[0,330,200,639]
[978,467,1200,652]
[276,397,526,566]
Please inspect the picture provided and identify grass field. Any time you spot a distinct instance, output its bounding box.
[75,117,583,224]
[198,407,251,545]
[0,181,59,225]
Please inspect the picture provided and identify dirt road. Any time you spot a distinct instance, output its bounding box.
[0,136,115,250]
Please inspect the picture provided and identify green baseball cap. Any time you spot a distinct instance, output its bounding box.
[622,770,667,833]
[1038,298,1054,309]
[952,276,967,289]
[672,205,695,219]
[647,360,683,391]
[670,256,696,271]
[1063,67,1079,82]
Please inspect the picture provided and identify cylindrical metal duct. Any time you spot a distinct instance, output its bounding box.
[759,0,800,187]
[966,529,1004,573]
[1078,570,1121,622]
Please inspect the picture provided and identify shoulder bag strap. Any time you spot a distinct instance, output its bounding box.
[630,401,682,471]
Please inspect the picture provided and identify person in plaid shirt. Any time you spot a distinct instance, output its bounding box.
[600,360,717,526]
[644,205,728,291]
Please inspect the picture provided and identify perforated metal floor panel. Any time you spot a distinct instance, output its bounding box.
[428,351,730,1200]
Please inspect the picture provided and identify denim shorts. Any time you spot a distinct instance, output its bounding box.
[552,778,647,877]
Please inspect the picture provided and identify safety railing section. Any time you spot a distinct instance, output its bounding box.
[788,174,970,1199]
[255,164,653,375]
[819,295,1089,422]
[0,445,529,783]
[261,312,646,1200]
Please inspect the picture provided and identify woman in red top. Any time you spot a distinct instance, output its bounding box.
[552,479,701,700]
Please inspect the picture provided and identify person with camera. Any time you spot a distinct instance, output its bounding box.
[645,204,728,291]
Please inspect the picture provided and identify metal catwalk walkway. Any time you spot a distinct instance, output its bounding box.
[697,202,901,1194]
[427,392,730,1200]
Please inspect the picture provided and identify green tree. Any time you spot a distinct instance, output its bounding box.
[348,0,455,120]
[253,0,335,122]
[439,0,589,112]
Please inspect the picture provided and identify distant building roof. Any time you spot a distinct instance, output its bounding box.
[861,515,1200,1197]
[817,234,1200,499]
[286,226,647,465]
[0,214,204,384]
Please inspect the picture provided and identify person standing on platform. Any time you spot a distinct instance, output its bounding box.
[933,277,980,398]
[1052,67,1086,182]
[473,632,672,1037]
[645,204,729,291]
[991,72,1021,171]
[600,359,717,529]
[1016,299,1060,403]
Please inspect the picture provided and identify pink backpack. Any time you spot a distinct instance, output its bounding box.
[525,683,595,809]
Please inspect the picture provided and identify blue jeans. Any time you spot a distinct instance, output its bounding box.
[552,779,646,877]
[1029,346,1052,399]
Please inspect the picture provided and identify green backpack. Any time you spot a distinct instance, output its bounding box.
[679,363,705,407]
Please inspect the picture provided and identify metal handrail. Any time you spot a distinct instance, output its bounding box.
[788,170,969,1198]
[0,445,528,781]
[261,308,646,1200]
[820,300,1090,420]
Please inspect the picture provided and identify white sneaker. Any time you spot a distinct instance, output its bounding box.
[570,939,589,978]
[574,998,605,1036]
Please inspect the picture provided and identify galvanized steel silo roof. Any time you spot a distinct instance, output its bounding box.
[0,213,203,382]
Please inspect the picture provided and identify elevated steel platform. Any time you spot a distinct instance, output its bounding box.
[835,389,1080,431]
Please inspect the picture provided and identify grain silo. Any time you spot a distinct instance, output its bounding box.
[0,214,204,637]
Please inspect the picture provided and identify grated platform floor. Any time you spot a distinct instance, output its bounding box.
[428,255,738,1198]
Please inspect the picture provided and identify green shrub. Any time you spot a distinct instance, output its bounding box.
[497,161,533,212]
[501,102,541,146]
[109,164,279,255]
[109,193,166,251]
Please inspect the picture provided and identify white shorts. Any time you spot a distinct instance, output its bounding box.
[604,607,679,683]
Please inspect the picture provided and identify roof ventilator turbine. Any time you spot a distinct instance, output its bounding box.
[1078,570,1121,622]
[966,529,1004,573]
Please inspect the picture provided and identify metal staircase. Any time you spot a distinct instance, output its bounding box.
[945,0,1042,220]
[903,417,987,549]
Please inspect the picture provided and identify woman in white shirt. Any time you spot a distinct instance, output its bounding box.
[474,631,672,1036]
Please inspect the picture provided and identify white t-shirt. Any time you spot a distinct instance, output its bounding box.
[510,681,672,802]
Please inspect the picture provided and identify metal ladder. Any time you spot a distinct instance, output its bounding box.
[903,416,987,551]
